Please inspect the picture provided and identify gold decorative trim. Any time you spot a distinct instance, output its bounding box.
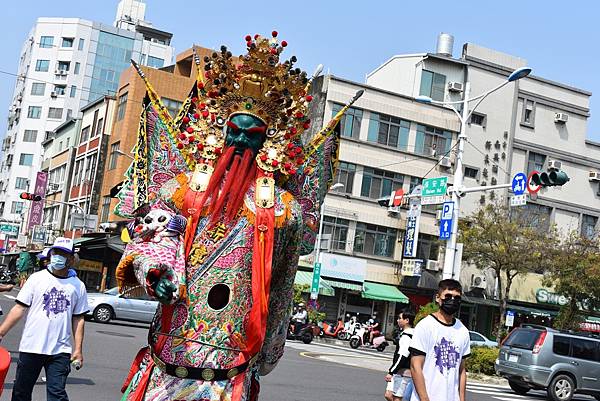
[255,177,275,209]
[175,366,189,378]
[201,368,215,381]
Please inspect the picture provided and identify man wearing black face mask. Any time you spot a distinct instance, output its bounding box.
[409,279,470,401]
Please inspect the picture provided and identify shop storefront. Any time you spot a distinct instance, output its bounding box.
[76,234,125,291]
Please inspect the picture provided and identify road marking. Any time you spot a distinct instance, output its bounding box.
[287,340,393,359]
[3,295,15,300]
[467,383,510,389]
[466,389,528,397]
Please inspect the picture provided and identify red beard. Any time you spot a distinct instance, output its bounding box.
[196,147,257,226]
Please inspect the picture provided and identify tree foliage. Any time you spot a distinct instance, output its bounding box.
[544,231,600,330]
[459,200,557,333]
[415,302,439,324]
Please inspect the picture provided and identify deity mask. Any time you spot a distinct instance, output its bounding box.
[225,114,267,157]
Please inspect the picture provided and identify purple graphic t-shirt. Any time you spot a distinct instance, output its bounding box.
[409,315,470,401]
[16,270,88,355]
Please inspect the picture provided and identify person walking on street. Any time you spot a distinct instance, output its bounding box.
[0,237,89,401]
[409,279,470,401]
[385,309,415,401]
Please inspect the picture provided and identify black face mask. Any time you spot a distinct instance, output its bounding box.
[440,297,461,315]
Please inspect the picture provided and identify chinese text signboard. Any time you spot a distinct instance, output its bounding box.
[27,172,48,230]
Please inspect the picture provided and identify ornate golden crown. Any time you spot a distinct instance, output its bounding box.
[177,31,313,175]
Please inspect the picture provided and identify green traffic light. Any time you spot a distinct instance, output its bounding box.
[549,170,569,186]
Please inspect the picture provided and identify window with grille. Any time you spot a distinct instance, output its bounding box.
[368,112,410,150]
[31,83,45,96]
[48,107,63,119]
[354,222,396,257]
[23,130,37,142]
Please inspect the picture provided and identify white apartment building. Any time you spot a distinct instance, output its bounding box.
[0,0,174,227]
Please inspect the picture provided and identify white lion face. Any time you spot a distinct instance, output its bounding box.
[138,209,171,234]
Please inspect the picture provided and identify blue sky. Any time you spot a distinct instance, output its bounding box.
[1,1,599,140]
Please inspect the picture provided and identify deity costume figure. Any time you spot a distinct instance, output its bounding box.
[114,32,363,401]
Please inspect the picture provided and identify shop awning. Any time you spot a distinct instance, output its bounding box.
[508,304,558,317]
[463,295,500,308]
[327,279,362,292]
[362,282,409,303]
[294,271,335,296]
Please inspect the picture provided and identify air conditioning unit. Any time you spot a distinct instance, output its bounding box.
[439,156,452,168]
[471,274,487,289]
[447,82,463,92]
[50,91,58,98]
[554,112,568,123]
[547,160,562,171]
[426,260,441,271]
[589,171,600,182]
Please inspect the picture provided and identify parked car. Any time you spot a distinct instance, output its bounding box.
[469,331,498,347]
[495,324,600,401]
[86,287,158,324]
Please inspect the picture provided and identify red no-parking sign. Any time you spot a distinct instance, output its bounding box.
[527,170,541,194]
[392,188,404,207]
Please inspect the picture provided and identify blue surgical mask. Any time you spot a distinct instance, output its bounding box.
[49,254,67,272]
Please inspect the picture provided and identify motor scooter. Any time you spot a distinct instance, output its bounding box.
[348,323,389,352]
[287,321,319,344]
[320,319,345,339]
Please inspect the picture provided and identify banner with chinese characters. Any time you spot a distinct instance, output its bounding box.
[401,258,423,277]
[403,203,421,258]
[27,172,48,231]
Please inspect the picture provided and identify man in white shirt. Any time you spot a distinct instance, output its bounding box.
[0,237,88,401]
[410,279,470,401]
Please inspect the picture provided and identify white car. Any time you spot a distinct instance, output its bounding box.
[86,287,158,324]
[469,331,498,347]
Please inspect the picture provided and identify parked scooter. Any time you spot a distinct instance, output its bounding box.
[320,318,345,339]
[348,323,389,352]
[287,321,319,344]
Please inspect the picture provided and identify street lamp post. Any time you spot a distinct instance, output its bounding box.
[311,182,344,300]
[416,67,531,280]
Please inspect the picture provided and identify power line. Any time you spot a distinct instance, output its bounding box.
[421,141,459,180]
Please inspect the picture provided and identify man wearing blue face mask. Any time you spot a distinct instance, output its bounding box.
[0,237,88,401]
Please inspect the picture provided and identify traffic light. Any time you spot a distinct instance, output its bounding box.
[19,192,42,201]
[530,170,570,187]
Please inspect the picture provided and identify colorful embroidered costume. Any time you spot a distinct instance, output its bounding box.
[114,32,362,401]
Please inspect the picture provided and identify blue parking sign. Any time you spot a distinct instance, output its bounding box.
[439,201,454,240]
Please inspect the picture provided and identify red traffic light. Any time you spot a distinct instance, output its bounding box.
[19,192,42,201]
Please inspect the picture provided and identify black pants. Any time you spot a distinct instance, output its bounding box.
[12,352,71,401]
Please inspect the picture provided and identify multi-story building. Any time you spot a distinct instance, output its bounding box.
[0,0,174,228]
[306,34,599,336]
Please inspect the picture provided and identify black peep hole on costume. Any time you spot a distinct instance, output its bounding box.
[207,283,231,310]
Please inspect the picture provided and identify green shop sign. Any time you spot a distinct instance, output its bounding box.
[536,288,568,306]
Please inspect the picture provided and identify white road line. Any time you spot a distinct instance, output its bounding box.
[467,383,510,390]
[492,397,538,401]
[467,389,527,398]
[3,295,15,300]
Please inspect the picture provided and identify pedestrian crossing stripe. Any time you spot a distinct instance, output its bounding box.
[467,388,527,397]
[3,295,15,300]
[467,382,510,389]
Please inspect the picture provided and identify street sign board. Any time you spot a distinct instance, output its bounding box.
[17,235,27,247]
[401,259,423,277]
[439,201,454,240]
[0,224,19,235]
[27,171,48,230]
[32,225,46,244]
[392,188,404,207]
[422,177,448,198]
[510,194,527,207]
[403,203,422,258]
[310,262,322,300]
[512,173,527,195]
[527,170,542,194]
[506,310,515,327]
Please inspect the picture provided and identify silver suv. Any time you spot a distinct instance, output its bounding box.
[495,325,600,401]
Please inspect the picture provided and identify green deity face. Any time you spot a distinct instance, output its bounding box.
[225,114,267,156]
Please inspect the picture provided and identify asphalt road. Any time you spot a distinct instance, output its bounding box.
[0,288,595,401]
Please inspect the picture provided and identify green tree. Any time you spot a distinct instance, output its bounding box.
[544,231,600,330]
[459,200,557,334]
[415,302,439,324]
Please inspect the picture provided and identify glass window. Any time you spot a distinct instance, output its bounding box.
[66,109,73,120]
[80,126,91,143]
[470,112,486,127]
[162,97,182,118]
[39,36,54,48]
[27,106,42,119]
[553,336,570,356]
[522,99,536,125]
[464,166,479,179]
[504,328,543,350]
[109,142,120,170]
[416,234,440,261]
[48,107,63,119]
[367,113,410,150]
[57,61,70,72]
[332,103,362,139]
[469,332,485,342]
[31,82,45,96]
[354,222,396,257]
[409,176,423,193]
[61,37,74,48]
[333,162,355,194]
[415,124,453,156]
[146,55,164,68]
[527,152,546,173]
[90,31,135,100]
[581,214,598,239]
[78,38,85,50]
[11,201,24,214]
[35,59,50,72]
[15,177,29,190]
[53,85,66,96]
[19,153,33,166]
[70,85,77,98]
[117,93,128,120]
[74,62,80,75]
[420,70,446,101]
[361,167,404,199]
[96,118,104,136]
[23,130,37,142]
[101,196,112,222]
[322,216,350,251]
[513,203,552,232]
[571,339,599,362]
